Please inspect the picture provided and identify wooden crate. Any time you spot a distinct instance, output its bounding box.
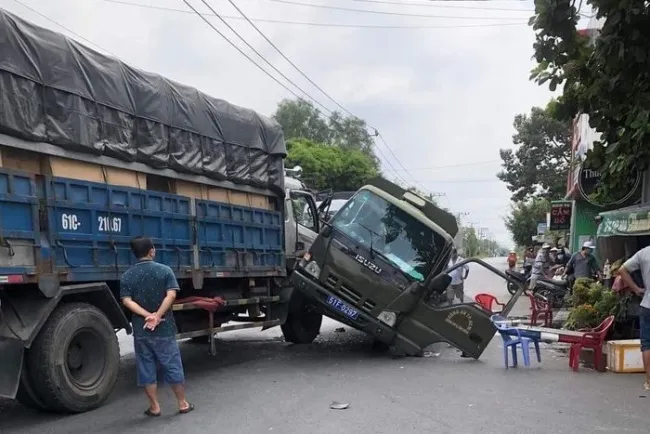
[607,339,645,373]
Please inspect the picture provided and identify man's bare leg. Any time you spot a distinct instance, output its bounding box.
[144,384,161,414]
[643,350,650,389]
[171,384,190,411]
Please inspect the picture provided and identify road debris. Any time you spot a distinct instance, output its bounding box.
[330,401,350,410]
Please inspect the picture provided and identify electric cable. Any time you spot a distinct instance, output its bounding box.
[99,1,529,31]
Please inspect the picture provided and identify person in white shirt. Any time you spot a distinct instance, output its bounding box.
[447,248,470,304]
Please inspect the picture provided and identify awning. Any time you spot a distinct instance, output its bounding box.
[597,204,650,237]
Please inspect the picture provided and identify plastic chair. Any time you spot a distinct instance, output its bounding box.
[569,315,615,372]
[474,293,506,313]
[491,314,541,368]
[528,292,553,327]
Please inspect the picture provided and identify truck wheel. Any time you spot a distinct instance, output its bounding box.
[27,303,120,413]
[281,311,322,344]
[15,358,48,411]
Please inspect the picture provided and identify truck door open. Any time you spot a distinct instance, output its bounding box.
[390,259,526,358]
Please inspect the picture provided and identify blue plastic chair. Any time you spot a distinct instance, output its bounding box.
[490,314,541,368]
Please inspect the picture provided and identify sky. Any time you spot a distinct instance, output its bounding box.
[0,0,590,248]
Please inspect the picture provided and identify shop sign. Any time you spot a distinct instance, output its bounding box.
[577,162,641,207]
[537,223,547,235]
[550,201,572,231]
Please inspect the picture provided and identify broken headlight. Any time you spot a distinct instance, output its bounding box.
[300,252,321,279]
[377,310,397,327]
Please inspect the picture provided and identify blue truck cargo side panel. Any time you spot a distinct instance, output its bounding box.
[0,169,39,276]
[196,200,283,272]
[37,176,284,283]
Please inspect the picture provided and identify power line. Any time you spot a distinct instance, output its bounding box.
[11,0,120,57]
[224,0,357,119]
[185,0,336,115]
[99,0,529,29]
[391,159,501,171]
[193,0,423,188]
[269,0,530,20]
[349,0,595,18]
[350,0,534,12]
[182,1,412,186]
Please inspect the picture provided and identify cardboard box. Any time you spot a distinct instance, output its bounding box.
[47,157,146,189]
[0,147,43,174]
[607,339,645,373]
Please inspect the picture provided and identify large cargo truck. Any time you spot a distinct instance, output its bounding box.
[0,9,322,413]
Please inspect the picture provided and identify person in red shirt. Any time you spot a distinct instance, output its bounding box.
[507,250,517,270]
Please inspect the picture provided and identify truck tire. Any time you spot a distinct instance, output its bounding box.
[281,310,322,344]
[26,303,120,413]
[15,358,48,411]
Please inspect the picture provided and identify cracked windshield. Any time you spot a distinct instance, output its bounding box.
[2,1,650,434]
[331,190,443,281]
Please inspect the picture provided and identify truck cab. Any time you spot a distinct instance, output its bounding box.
[290,178,503,358]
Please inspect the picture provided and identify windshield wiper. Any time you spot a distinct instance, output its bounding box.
[357,223,418,281]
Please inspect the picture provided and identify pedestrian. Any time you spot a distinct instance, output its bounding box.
[616,246,650,391]
[563,241,601,288]
[120,236,195,417]
[529,243,551,289]
[447,248,470,304]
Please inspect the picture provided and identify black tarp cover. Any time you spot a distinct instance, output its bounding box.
[0,9,286,193]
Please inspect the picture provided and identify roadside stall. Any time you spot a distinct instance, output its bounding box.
[594,204,650,339]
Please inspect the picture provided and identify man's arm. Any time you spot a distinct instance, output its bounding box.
[122,297,153,319]
[120,278,152,319]
[152,268,180,320]
[618,253,645,296]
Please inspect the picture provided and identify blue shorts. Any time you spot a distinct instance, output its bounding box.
[134,335,185,387]
[639,307,650,352]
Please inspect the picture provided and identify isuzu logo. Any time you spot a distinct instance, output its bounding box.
[354,254,382,274]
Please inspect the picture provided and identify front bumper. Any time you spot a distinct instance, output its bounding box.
[290,269,398,345]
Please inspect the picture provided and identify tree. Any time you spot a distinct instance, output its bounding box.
[529,1,650,200]
[273,99,330,144]
[504,199,550,247]
[285,138,379,191]
[497,100,572,202]
[273,98,378,162]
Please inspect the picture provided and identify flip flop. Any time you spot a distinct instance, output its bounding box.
[144,408,161,417]
[179,403,195,414]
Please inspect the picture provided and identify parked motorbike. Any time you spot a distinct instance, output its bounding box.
[506,265,531,295]
[532,274,569,309]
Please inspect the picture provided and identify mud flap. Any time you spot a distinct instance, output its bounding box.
[0,338,24,399]
[394,302,497,358]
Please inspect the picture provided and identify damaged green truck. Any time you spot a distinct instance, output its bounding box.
[293,177,526,358]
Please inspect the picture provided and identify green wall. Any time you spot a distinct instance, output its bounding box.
[570,200,600,254]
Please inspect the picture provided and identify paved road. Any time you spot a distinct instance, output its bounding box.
[1,258,648,434]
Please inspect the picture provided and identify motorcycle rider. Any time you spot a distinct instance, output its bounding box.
[507,250,517,270]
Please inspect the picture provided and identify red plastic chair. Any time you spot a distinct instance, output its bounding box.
[569,315,615,372]
[528,293,553,327]
[474,293,506,313]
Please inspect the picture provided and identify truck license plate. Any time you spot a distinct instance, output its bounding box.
[327,295,359,320]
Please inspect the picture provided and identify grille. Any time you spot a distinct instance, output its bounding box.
[324,272,376,313]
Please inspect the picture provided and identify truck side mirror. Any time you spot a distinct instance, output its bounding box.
[426,273,451,296]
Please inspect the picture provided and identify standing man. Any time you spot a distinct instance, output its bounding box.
[529,243,551,289]
[120,236,194,416]
[617,246,650,391]
[564,241,601,287]
[447,248,470,304]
